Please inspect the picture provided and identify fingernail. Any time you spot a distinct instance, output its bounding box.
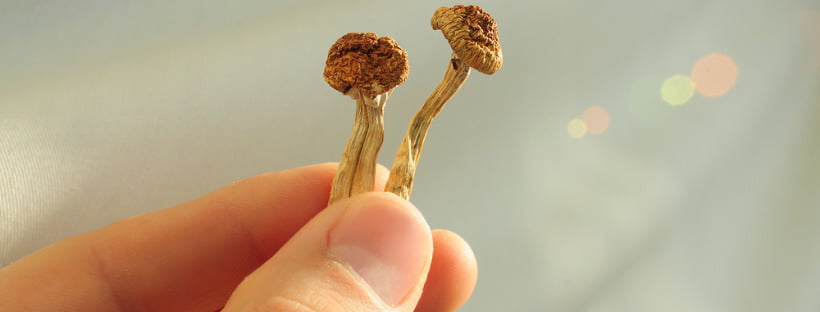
[328,195,431,307]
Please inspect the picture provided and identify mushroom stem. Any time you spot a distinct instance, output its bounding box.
[351,92,387,195]
[328,95,366,204]
[385,54,470,199]
[328,89,387,204]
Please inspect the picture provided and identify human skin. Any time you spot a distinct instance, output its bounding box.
[0,163,477,312]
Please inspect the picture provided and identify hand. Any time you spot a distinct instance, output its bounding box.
[0,163,477,312]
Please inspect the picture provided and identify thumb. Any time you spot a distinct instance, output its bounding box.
[223,192,433,312]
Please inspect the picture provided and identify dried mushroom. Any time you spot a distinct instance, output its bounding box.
[385,5,502,199]
[324,32,409,204]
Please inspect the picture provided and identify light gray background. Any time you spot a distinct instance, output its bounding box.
[2,0,819,311]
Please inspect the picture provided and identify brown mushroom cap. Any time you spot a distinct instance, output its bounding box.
[323,32,409,98]
[431,5,503,75]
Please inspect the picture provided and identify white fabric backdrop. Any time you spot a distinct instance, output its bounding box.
[2,0,819,311]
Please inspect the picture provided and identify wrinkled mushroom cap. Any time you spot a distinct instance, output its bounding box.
[323,32,409,98]
[431,5,503,75]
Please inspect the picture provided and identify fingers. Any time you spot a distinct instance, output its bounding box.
[223,192,433,312]
[0,162,478,312]
[0,163,389,311]
[416,230,478,312]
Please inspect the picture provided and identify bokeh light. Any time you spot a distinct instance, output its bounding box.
[691,53,738,97]
[582,106,610,135]
[567,119,587,138]
[661,75,694,106]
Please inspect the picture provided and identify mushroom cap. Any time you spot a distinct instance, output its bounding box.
[323,32,409,98]
[431,5,503,75]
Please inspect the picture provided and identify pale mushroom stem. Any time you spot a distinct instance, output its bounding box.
[328,98,367,204]
[385,53,471,199]
[351,93,387,195]
[328,90,387,205]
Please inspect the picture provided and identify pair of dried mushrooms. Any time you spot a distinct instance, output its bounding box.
[323,5,503,204]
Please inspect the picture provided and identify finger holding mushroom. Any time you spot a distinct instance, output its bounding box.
[324,32,409,205]
[385,5,503,199]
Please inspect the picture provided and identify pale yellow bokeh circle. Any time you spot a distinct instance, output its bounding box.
[567,119,587,138]
[661,75,695,106]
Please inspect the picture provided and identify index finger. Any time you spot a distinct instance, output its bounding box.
[1,163,381,311]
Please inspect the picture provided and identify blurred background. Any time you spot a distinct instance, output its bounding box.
[1,0,819,311]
